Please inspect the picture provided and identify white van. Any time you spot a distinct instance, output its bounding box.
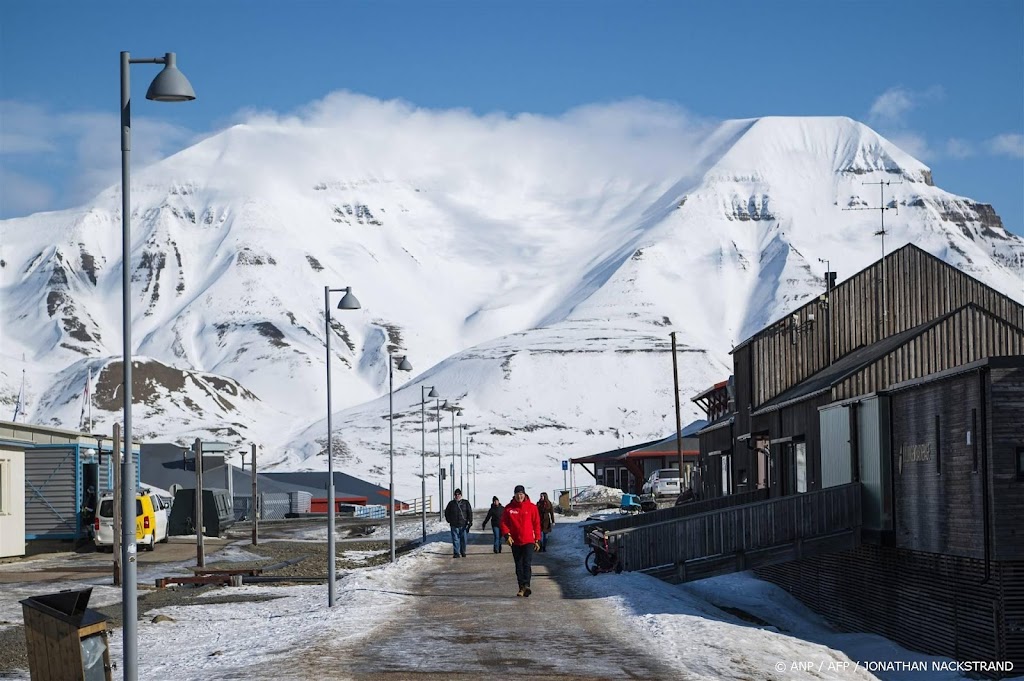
[93,488,170,551]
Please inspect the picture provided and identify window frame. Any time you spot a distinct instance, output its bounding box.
[795,441,808,494]
[0,458,8,515]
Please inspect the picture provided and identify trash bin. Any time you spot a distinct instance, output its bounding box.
[20,587,112,681]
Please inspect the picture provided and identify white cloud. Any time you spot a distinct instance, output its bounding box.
[987,133,1024,158]
[0,100,196,217]
[886,132,932,161]
[0,168,55,215]
[867,85,944,127]
[943,138,975,159]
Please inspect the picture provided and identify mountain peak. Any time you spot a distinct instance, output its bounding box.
[707,115,932,185]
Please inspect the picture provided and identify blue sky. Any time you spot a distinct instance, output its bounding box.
[2,1,1022,233]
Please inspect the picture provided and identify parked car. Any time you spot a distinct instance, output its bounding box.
[642,469,681,497]
[94,488,170,551]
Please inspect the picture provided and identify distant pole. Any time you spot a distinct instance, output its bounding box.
[419,386,437,542]
[459,424,465,492]
[389,360,395,563]
[469,440,475,508]
[451,409,457,498]
[194,438,205,568]
[436,398,443,521]
[421,389,427,543]
[251,443,258,546]
[112,424,121,586]
[670,331,684,476]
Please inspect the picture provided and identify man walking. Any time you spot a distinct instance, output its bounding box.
[444,488,472,558]
[481,496,505,553]
[499,484,541,597]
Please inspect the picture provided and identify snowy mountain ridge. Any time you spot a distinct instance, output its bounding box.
[2,107,1022,499]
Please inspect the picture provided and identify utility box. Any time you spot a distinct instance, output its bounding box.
[20,587,111,681]
[558,490,570,511]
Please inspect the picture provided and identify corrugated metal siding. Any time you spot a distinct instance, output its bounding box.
[819,405,851,488]
[23,445,137,540]
[857,396,893,531]
[25,446,79,539]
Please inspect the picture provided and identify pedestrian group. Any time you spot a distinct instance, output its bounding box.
[444,483,553,597]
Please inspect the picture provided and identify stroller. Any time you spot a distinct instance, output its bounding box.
[619,494,642,514]
[584,527,623,575]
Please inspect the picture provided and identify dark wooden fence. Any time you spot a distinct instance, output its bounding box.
[580,488,768,541]
[600,483,861,583]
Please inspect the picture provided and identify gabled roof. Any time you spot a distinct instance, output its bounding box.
[731,243,1022,354]
[570,437,664,465]
[261,471,392,503]
[751,302,1024,415]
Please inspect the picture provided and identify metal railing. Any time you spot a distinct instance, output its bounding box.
[396,496,433,515]
[603,483,862,574]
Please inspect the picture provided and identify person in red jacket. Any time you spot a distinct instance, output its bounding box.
[499,484,542,597]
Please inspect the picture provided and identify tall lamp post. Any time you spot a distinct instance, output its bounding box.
[436,396,444,520]
[119,50,194,681]
[442,401,462,498]
[389,354,413,562]
[459,423,466,492]
[469,440,476,508]
[420,385,439,542]
[325,285,361,606]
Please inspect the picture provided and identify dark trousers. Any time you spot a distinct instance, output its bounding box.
[511,543,535,587]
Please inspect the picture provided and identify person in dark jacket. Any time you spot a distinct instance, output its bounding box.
[444,489,473,558]
[536,492,555,551]
[499,484,541,597]
[481,496,505,553]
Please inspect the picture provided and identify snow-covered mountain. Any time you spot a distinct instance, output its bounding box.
[2,105,1022,501]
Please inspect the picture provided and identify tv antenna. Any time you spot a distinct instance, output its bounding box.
[844,179,902,337]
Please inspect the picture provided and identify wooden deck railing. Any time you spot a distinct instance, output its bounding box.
[579,488,769,542]
[602,483,861,578]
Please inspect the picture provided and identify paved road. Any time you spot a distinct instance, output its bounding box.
[282,530,681,681]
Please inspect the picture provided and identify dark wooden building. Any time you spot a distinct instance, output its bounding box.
[691,244,1024,671]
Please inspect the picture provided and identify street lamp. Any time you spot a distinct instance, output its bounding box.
[119,50,194,681]
[436,396,444,521]
[441,401,462,499]
[459,423,465,492]
[419,385,439,542]
[325,285,361,607]
[468,439,476,508]
[389,354,413,563]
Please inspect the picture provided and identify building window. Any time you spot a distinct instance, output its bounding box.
[1017,447,1024,482]
[0,459,8,514]
[795,442,807,493]
[722,453,733,495]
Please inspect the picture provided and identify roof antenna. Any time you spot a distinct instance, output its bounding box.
[844,179,902,337]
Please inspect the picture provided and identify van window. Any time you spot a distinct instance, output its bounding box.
[99,499,114,517]
[658,469,680,478]
[136,499,143,517]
